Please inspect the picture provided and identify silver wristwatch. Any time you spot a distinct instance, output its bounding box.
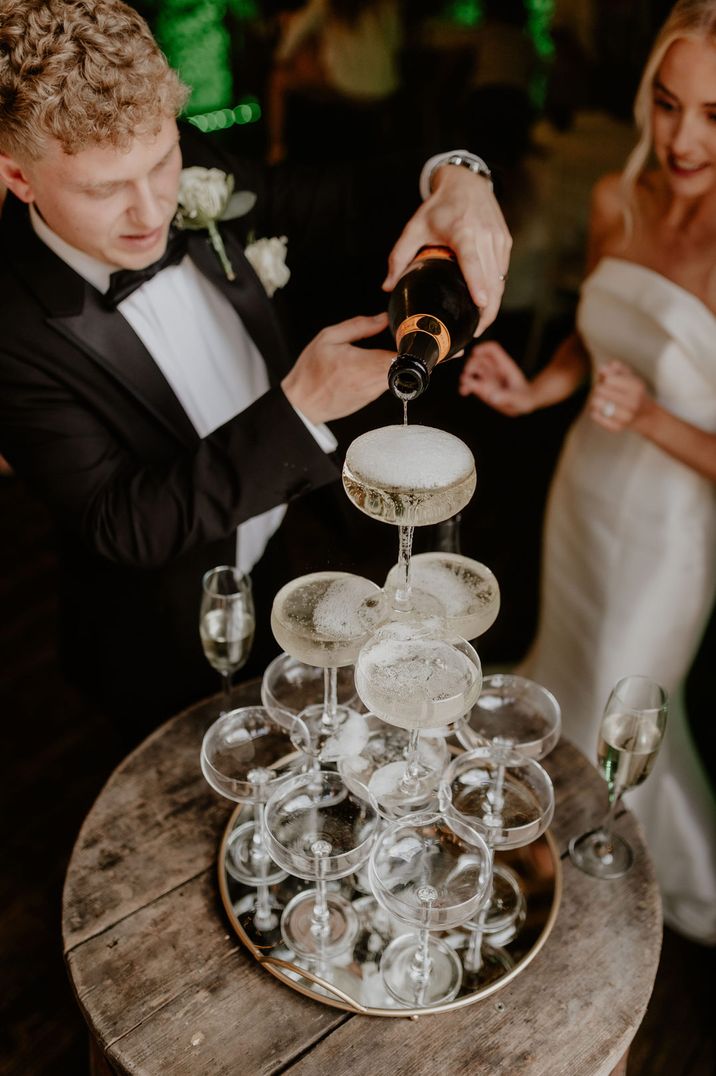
[428,151,493,193]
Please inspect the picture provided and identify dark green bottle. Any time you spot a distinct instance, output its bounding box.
[387,245,480,401]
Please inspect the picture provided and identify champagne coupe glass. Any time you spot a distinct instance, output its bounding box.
[342,425,476,623]
[385,552,500,642]
[264,770,379,960]
[270,571,385,763]
[201,705,308,934]
[441,746,555,987]
[200,566,255,715]
[457,674,561,760]
[569,675,668,879]
[339,717,449,817]
[354,619,482,816]
[456,674,560,941]
[342,425,477,529]
[261,652,358,722]
[369,811,492,1006]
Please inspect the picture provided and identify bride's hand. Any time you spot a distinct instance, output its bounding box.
[590,360,655,432]
[459,341,535,415]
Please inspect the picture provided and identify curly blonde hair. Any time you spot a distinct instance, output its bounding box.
[0,0,188,160]
[620,0,716,229]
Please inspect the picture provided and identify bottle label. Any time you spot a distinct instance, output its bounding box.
[396,314,451,361]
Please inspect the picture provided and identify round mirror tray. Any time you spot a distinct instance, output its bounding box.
[218,765,561,1018]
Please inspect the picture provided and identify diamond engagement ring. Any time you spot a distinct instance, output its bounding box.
[602,401,616,419]
[498,273,507,282]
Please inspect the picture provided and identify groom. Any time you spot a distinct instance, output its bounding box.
[0,0,510,735]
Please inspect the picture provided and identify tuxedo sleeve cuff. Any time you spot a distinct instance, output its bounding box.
[292,406,338,453]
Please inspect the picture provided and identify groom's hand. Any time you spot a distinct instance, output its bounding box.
[281,312,394,424]
[383,167,511,336]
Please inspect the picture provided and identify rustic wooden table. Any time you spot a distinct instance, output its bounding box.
[62,679,662,1076]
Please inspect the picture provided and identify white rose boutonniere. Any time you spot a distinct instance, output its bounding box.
[174,166,257,281]
[244,236,291,297]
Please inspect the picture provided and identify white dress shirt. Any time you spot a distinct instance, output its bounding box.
[30,207,337,573]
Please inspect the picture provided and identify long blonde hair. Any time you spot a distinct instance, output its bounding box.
[620,0,716,229]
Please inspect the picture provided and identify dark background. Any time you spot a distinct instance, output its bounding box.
[1,2,714,1073]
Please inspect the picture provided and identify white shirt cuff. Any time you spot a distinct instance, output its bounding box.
[419,150,475,201]
[293,406,338,453]
[419,148,497,201]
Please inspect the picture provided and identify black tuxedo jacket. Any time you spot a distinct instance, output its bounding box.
[0,131,405,731]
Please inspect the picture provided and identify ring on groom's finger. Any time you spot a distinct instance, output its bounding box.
[498,273,507,282]
[601,400,616,419]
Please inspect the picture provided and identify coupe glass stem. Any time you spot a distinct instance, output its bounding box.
[394,525,414,611]
[250,799,269,866]
[310,843,331,943]
[323,667,339,729]
[464,845,494,973]
[220,670,233,715]
[254,875,274,931]
[249,775,278,932]
[410,927,432,986]
[399,728,423,795]
[492,762,507,815]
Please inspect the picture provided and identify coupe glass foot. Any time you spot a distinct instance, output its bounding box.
[380,933,462,1007]
[461,943,514,990]
[226,820,288,886]
[281,889,359,959]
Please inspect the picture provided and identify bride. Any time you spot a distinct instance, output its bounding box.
[460,0,716,944]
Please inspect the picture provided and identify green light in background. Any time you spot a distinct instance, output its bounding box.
[526,0,555,59]
[444,0,483,26]
[441,0,553,106]
[526,0,554,107]
[227,0,259,17]
[156,0,233,116]
[188,96,262,132]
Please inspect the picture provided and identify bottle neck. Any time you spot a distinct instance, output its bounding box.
[388,331,441,400]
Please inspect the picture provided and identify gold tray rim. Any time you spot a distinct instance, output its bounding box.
[217,780,563,1018]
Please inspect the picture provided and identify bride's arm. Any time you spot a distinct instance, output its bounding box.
[460,173,622,414]
[590,360,716,482]
[459,332,590,415]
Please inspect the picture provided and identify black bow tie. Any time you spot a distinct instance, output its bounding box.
[104,228,189,307]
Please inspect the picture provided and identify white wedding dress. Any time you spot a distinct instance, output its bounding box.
[522,257,716,943]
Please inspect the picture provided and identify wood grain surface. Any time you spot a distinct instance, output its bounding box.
[63,680,662,1076]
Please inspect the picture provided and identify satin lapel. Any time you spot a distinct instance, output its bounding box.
[48,287,198,448]
[5,196,197,447]
[187,230,293,384]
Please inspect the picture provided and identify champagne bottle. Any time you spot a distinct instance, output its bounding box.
[434,512,462,554]
[387,245,480,401]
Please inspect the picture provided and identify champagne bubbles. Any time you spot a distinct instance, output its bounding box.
[342,425,476,526]
[271,571,386,668]
[355,621,482,731]
[385,553,500,642]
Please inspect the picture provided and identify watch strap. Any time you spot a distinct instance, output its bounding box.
[419,150,493,199]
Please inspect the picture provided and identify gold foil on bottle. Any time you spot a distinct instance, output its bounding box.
[395,314,451,362]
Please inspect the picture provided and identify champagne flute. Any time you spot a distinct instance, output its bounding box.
[200,566,255,715]
[569,675,668,879]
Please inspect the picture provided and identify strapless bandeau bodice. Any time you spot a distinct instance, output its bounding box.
[577,257,716,429]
